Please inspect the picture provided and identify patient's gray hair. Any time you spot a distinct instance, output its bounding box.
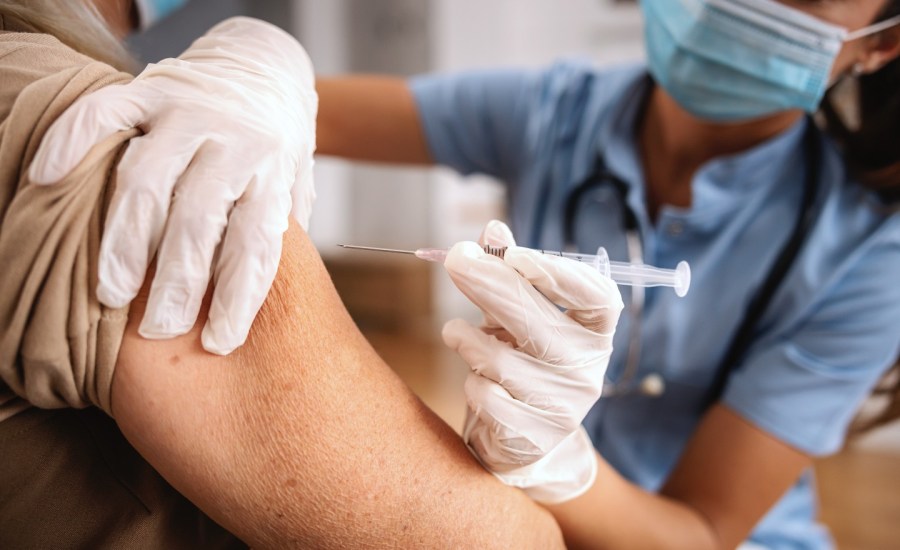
[0,0,136,72]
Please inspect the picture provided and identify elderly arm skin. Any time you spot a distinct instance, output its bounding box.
[546,405,811,550]
[110,223,563,549]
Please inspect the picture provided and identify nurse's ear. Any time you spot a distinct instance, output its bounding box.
[855,24,900,75]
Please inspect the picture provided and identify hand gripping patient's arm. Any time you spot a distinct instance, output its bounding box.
[110,222,563,549]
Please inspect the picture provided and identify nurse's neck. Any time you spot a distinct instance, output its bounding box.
[638,86,803,221]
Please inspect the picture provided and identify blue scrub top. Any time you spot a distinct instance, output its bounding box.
[411,61,900,548]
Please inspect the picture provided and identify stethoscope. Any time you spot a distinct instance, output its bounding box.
[560,118,823,402]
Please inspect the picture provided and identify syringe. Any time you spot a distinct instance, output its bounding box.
[338,244,691,297]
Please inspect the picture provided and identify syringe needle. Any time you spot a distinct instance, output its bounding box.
[338,244,690,297]
[337,244,418,256]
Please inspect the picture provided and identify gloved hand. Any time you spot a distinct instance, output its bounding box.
[28,17,318,355]
[443,220,623,504]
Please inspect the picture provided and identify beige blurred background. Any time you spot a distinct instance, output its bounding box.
[133,2,900,548]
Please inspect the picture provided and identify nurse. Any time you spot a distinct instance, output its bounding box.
[404,1,900,547]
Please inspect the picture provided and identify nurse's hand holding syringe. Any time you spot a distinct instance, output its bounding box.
[339,244,691,297]
[437,219,626,504]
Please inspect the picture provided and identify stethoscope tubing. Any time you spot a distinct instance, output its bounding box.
[557,119,823,401]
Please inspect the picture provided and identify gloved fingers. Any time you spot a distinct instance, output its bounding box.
[466,418,545,472]
[477,219,516,331]
[96,129,202,309]
[464,373,573,466]
[444,319,601,423]
[444,241,588,362]
[138,143,253,339]
[504,246,624,337]
[445,319,540,394]
[189,17,317,90]
[29,84,150,185]
[494,427,600,505]
[201,165,292,355]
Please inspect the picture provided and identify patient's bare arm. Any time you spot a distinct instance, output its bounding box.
[111,222,562,548]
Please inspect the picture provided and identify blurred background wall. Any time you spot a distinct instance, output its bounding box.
[127,2,899,547]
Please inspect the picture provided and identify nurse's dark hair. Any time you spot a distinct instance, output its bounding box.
[826,2,900,434]
[822,0,900,200]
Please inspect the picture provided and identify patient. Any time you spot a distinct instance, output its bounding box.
[0,2,562,548]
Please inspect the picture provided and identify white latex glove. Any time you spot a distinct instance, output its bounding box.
[28,17,318,355]
[443,220,623,503]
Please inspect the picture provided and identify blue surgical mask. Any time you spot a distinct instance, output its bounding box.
[641,0,900,122]
[133,0,189,30]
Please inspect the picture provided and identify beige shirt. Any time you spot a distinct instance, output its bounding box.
[0,29,137,422]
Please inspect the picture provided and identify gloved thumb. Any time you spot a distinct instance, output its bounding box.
[477,219,516,330]
[29,84,148,185]
[478,219,516,248]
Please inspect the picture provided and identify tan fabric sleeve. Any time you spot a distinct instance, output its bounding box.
[0,32,138,415]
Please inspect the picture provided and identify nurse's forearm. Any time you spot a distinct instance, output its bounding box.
[547,453,718,550]
[316,76,434,165]
[545,405,810,549]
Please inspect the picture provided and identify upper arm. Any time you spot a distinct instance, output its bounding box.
[722,237,900,456]
[664,233,900,547]
[110,222,563,548]
[661,404,811,548]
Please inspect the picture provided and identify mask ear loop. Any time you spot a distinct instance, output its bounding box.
[843,13,900,84]
[845,13,900,42]
[816,14,898,135]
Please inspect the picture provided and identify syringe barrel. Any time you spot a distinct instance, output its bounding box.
[559,249,612,278]
[610,261,670,285]
[418,245,690,297]
[562,248,690,297]
[608,259,691,297]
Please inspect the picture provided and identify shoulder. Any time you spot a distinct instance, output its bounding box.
[529,59,646,126]
[411,59,646,125]
[777,138,900,356]
[0,32,94,74]
[0,32,130,126]
[756,129,900,360]
[0,31,128,93]
[537,59,645,100]
[492,59,648,166]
